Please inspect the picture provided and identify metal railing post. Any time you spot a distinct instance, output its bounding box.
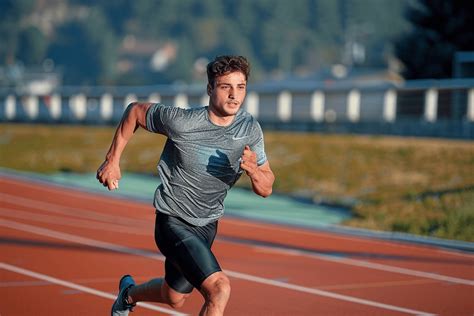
[5,95,16,120]
[467,88,474,122]
[311,91,325,122]
[424,88,438,122]
[277,91,292,122]
[100,93,113,121]
[245,91,259,118]
[383,89,397,122]
[347,89,361,122]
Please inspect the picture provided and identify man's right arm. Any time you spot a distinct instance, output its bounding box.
[96,102,153,190]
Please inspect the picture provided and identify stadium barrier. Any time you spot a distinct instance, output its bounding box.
[1,79,473,139]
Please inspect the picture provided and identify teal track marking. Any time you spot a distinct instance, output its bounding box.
[4,170,350,228]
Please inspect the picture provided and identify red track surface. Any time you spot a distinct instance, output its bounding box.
[1,175,473,315]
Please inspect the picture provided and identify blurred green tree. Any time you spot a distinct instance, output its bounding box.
[2,0,409,85]
[18,26,48,65]
[47,8,117,84]
[395,0,474,79]
[0,0,35,64]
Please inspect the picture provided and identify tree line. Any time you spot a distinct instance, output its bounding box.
[1,0,472,85]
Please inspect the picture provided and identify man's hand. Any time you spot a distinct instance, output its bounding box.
[240,145,274,198]
[240,145,258,177]
[95,102,152,191]
[96,160,121,191]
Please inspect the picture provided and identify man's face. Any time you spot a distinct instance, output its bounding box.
[208,71,247,118]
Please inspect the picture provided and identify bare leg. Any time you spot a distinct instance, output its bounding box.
[128,278,190,309]
[199,272,231,316]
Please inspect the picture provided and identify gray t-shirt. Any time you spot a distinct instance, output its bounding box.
[146,103,267,226]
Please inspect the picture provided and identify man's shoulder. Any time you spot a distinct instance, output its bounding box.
[153,103,207,119]
[237,109,262,131]
[185,105,208,115]
[237,108,257,123]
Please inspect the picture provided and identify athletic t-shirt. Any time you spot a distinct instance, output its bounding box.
[146,103,267,226]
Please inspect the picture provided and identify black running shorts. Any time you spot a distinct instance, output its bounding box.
[154,212,221,293]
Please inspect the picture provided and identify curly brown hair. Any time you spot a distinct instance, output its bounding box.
[206,55,250,87]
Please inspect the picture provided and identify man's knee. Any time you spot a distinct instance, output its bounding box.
[201,272,231,300]
[162,281,189,309]
[168,296,186,309]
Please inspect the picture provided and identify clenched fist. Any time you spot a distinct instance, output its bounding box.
[96,160,121,191]
[240,145,258,177]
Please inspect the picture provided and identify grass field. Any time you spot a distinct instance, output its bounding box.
[1,123,473,241]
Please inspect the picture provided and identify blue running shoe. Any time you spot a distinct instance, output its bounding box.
[111,275,136,316]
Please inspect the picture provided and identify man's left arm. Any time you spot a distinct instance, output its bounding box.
[240,145,275,197]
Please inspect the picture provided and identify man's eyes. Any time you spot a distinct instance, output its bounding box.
[218,85,246,89]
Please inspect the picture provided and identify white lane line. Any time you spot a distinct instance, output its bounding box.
[0,277,118,288]
[0,192,151,227]
[0,262,186,315]
[0,176,135,207]
[0,276,155,288]
[226,270,435,316]
[2,196,472,287]
[2,176,471,258]
[0,218,163,260]
[5,180,474,264]
[1,218,435,315]
[247,243,474,286]
[0,207,149,235]
[224,219,474,258]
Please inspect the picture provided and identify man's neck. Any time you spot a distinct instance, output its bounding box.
[207,107,236,126]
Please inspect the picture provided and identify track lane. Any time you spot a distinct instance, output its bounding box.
[1,224,430,316]
[1,176,473,315]
[2,176,472,283]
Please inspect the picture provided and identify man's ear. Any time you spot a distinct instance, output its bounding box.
[207,83,212,96]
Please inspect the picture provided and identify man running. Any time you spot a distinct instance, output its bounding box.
[97,55,274,316]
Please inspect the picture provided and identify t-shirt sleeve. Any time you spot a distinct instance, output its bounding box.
[146,103,181,136]
[250,121,267,166]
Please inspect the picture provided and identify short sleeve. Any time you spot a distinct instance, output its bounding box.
[250,121,267,166]
[146,103,181,136]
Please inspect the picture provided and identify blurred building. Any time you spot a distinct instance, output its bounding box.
[453,52,474,79]
[0,62,61,95]
[118,36,177,74]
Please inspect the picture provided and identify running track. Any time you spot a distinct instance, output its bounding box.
[1,175,473,315]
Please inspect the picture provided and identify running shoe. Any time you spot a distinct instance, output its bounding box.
[111,275,136,316]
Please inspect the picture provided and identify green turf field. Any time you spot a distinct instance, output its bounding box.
[1,123,473,241]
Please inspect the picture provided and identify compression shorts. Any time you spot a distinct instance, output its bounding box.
[154,212,221,293]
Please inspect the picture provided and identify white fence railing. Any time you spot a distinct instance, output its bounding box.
[1,79,473,138]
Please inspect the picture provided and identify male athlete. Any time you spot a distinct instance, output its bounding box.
[97,55,275,316]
